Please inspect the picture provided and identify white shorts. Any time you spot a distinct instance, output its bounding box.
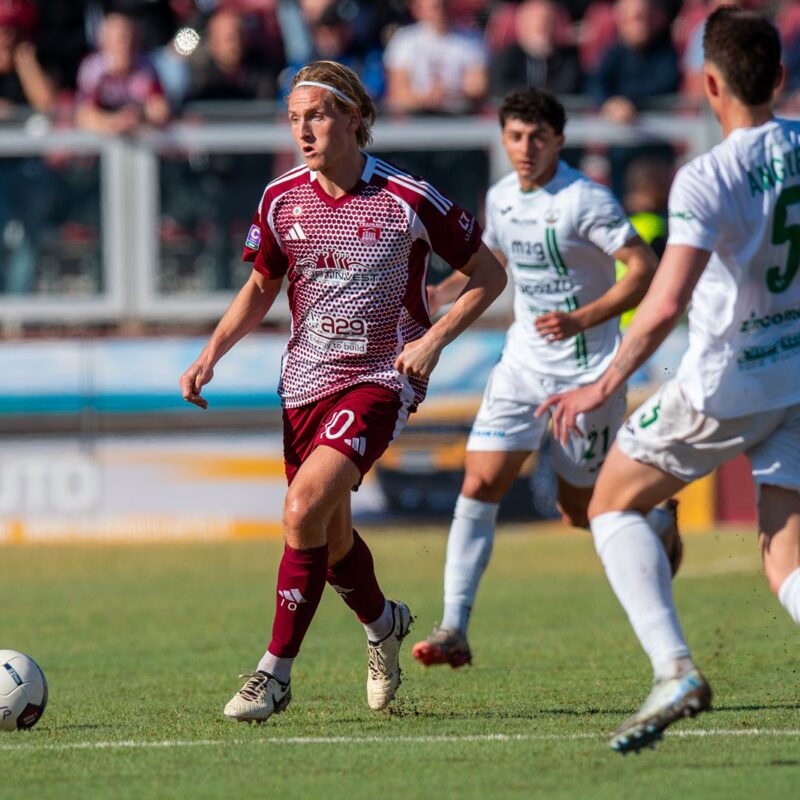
[617,378,800,490]
[466,356,627,488]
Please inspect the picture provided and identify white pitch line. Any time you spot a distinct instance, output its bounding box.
[1,729,800,753]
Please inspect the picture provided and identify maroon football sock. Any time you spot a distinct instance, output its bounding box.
[267,542,329,658]
[327,530,387,624]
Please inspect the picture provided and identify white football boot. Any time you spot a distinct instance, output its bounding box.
[610,668,712,754]
[223,670,291,723]
[366,601,413,710]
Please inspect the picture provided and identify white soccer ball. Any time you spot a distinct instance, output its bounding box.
[0,650,48,731]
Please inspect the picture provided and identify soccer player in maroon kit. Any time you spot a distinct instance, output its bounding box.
[180,60,506,722]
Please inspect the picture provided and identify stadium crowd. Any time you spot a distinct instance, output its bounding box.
[1,0,799,124]
[1,0,798,300]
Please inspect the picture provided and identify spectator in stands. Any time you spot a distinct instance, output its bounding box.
[281,4,385,100]
[87,0,177,52]
[384,0,487,114]
[183,7,282,104]
[589,0,679,123]
[0,0,55,114]
[76,12,169,134]
[490,0,582,98]
[33,1,88,94]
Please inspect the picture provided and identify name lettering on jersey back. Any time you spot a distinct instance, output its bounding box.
[746,147,800,197]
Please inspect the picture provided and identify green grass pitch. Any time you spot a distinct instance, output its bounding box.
[1,525,799,799]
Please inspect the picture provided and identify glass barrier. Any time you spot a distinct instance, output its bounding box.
[0,154,102,297]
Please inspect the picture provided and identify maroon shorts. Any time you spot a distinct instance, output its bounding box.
[282,383,415,487]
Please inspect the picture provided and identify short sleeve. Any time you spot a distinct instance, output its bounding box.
[575,182,637,255]
[242,201,289,279]
[667,161,720,252]
[418,197,482,270]
[482,187,500,252]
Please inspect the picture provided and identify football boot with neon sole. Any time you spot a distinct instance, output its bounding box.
[367,600,413,710]
[610,668,712,754]
[223,670,291,723]
[411,624,472,668]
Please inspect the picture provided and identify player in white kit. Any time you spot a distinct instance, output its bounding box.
[413,88,681,668]
[540,8,800,753]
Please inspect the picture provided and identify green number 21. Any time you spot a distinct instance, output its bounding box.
[767,185,800,293]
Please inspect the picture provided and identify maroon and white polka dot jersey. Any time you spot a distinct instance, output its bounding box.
[243,154,482,409]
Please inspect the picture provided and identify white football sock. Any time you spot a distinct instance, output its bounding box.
[257,650,293,684]
[645,504,673,537]
[363,599,394,642]
[778,567,800,624]
[591,510,692,679]
[442,494,499,634]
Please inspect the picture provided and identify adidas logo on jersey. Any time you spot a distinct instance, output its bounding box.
[344,436,366,456]
[286,222,307,241]
[278,589,307,604]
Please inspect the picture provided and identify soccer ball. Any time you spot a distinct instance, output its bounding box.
[0,650,48,731]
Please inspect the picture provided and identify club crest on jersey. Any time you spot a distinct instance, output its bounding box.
[356,218,382,246]
[544,208,560,225]
[245,224,261,250]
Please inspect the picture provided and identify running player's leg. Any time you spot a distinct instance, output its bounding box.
[414,360,543,667]
[759,485,800,622]
[443,449,531,629]
[413,448,530,667]
[262,445,361,681]
[326,495,393,643]
[555,473,680,569]
[224,445,358,722]
[749,405,800,623]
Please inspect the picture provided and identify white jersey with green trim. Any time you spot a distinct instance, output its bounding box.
[484,161,635,381]
[667,116,800,419]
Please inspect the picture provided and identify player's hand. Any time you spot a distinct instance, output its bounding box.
[534,311,582,342]
[535,383,606,445]
[180,361,214,409]
[395,336,442,379]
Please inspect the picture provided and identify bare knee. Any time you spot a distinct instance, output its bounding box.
[283,485,325,547]
[461,472,505,504]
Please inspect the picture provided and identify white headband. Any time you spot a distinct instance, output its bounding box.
[294,80,357,107]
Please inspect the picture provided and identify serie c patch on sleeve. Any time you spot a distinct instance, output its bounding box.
[246,225,262,250]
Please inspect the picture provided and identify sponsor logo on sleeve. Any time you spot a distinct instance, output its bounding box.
[245,224,262,250]
[459,210,476,238]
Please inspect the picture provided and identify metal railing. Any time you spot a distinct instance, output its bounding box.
[0,108,722,328]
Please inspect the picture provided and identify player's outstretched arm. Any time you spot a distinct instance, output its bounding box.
[534,238,657,341]
[536,244,710,443]
[396,242,506,378]
[180,270,283,409]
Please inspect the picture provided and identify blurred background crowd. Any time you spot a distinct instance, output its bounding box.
[3,0,799,123]
[1,0,798,312]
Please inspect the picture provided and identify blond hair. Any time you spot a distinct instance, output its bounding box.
[290,61,378,148]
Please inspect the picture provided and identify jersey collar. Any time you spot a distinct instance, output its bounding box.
[309,153,375,209]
